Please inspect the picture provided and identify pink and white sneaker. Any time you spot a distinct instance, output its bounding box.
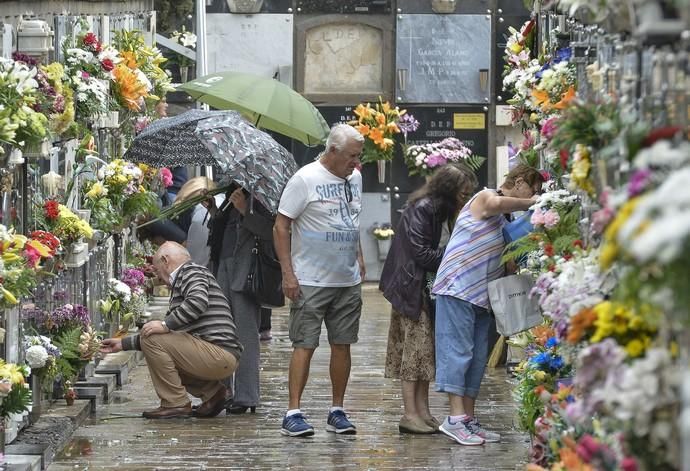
[439,416,485,446]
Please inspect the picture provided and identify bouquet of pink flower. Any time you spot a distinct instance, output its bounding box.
[404,137,485,177]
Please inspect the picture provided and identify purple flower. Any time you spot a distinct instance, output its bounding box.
[425,152,448,168]
[49,304,91,331]
[540,117,559,141]
[398,113,420,136]
[11,52,39,66]
[628,169,652,197]
[53,290,68,301]
[121,268,146,290]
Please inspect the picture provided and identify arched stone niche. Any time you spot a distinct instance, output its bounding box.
[295,15,395,103]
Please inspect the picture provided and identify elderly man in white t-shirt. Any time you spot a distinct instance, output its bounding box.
[274,124,365,437]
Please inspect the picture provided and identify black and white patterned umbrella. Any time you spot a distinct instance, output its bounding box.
[125,109,226,167]
[124,109,298,213]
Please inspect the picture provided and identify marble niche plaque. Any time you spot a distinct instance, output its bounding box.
[396,14,492,104]
[207,14,293,80]
[304,22,383,95]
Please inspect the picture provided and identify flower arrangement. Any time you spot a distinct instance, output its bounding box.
[349,100,408,163]
[83,159,159,232]
[372,224,394,240]
[24,335,61,383]
[404,137,485,177]
[0,224,53,308]
[503,189,584,271]
[110,30,173,115]
[62,27,114,121]
[0,57,48,151]
[39,201,93,246]
[98,277,147,334]
[0,360,31,420]
[27,304,91,335]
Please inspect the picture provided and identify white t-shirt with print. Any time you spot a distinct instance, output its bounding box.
[278,160,362,287]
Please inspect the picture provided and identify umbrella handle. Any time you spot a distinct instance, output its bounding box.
[248,188,255,215]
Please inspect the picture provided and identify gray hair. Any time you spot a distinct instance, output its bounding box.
[325,124,364,152]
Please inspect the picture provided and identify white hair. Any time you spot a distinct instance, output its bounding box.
[325,124,364,152]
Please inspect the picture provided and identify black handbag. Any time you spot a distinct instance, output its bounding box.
[245,237,285,308]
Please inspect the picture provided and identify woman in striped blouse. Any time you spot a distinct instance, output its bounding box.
[431,165,545,446]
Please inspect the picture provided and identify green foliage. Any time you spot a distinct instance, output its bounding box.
[503,205,583,264]
[83,196,123,233]
[463,155,487,173]
[53,327,84,383]
[0,383,32,419]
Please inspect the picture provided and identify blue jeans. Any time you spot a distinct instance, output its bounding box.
[434,295,491,398]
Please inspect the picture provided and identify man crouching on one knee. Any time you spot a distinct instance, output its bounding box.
[100,242,243,419]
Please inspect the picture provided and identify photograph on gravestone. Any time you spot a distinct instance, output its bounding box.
[297,0,392,14]
[495,15,532,103]
[395,14,491,104]
[206,14,293,79]
[206,0,292,14]
[303,22,383,95]
[291,105,388,193]
[396,0,490,15]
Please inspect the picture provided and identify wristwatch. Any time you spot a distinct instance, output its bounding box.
[161,321,168,331]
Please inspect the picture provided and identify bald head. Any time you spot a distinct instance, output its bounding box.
[152,242,191,286]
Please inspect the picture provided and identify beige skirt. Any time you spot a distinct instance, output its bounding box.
[384,308,435,382]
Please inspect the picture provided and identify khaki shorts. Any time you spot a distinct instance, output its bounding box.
[288,285,362,349]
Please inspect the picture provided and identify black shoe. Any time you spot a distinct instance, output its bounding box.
[226,405,256,414]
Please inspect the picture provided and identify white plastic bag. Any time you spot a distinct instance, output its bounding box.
[488,274,542,336]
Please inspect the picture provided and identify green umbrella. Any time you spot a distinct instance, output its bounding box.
[179,71,330,146]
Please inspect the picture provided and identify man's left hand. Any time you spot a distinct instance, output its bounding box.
[141,320,169,337]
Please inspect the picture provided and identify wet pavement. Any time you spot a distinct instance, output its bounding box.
[48,285,528,470]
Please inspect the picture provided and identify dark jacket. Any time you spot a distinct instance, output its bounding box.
[378,197,446,320]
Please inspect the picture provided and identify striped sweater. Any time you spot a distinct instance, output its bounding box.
[432,190,506,309]
[122,262,243,359]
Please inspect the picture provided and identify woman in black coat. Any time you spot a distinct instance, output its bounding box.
[379,163,477,434]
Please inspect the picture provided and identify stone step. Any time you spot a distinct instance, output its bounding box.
[4,443,49,470]
[4,453,40,471]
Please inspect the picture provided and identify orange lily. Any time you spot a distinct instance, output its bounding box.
[354,103,373,120]
[531,89,552,111]
[355,124,371,137]
[554,86,576,110]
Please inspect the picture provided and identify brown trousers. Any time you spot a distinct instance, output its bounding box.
[140,331,238,407]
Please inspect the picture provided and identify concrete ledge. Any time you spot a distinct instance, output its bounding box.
[4,443,49,470]
[4,454,40,471]
[42,400,91,427]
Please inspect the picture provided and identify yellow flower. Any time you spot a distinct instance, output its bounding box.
[0,361,26,385]
[1,287,18,305]
[599,241,618,269]
[86,181,108,199]
[26,239,51,258]
[625,339,645,358]
[532,370,546,382]
[509,42,523,54]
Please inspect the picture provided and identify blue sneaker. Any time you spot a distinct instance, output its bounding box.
[326,410,356,434]
[281,413,315,437]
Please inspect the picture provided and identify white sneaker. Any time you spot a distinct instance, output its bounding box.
[439,417,485,446]
[464,418,501,443]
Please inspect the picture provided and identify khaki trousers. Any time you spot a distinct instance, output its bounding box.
[140,331,238,407]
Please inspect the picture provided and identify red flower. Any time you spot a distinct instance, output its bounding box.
[101,58,114,71]
[44,200,59,221]
[31,230,60,254]
[544,244,554,257]
[559,149,569,170]
[642,126,681,148]
[83,32,98,46]
[621,457,638,471]
[521,19,535,37]
[573,239,583,249]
